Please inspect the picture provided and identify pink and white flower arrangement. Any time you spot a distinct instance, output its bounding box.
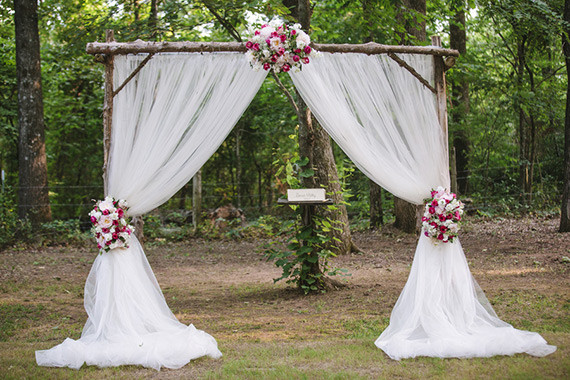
[422,187,464,244]
[89,196,134,253]
[245,21,317,73]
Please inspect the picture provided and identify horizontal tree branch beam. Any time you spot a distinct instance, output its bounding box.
[312,42,459,57]
[86,40,459,58]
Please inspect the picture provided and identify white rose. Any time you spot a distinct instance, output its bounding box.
[99,214,114,229]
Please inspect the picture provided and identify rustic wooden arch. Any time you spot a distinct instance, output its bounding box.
[86,30,459,235]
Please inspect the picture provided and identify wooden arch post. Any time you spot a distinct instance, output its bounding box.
[431,35,457,192]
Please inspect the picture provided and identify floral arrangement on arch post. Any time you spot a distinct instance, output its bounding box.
[422,187,464,244]
[89,196,135,253]
[245,21,317,73]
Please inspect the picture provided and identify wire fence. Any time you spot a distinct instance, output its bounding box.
[3,160,563,222]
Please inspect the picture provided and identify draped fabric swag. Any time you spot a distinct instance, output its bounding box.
[36,50,555,370]
[35,53,268,369]
[289,52,556,359]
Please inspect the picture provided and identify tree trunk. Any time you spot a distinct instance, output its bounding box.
[149,0,158,40]
[393,0,426,233]
[449,0,470,195]
[294,0,354,254]
[362,1,385,229]
[235,127,242,208]
[397,0,427,45]
[193,169,202,229]
[14,0,52,227]
[560,0,570,232]
[369,180,383,229]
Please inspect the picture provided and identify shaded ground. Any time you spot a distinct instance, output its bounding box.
[0,216,569,379]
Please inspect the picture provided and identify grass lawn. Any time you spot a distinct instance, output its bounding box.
[1,216,569,379]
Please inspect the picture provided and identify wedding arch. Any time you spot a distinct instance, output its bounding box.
[35,30,556,370]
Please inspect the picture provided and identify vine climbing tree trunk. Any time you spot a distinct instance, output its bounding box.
[560,0,570,232]
[14,0,52,227]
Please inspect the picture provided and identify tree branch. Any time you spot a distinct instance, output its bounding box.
[271,70,301,120]
[202,1,242,42]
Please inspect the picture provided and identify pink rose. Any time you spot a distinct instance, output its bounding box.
[278,47,285,56]
[112,232,118,240]
[294,48,301,53]
[266,39,271,46]
[291,30,297,35]
[282,64,291,72]
[293,55,300,62]
[102,209,110,215]
[304,45,312,54]
[280,34,287,42]
[102,228,109,234]
[438,214,446,222]
[429,207,435,214]
[254,30,260,36]
[106,240,112,246]
[440,225,447,232]
[431,190,437,197]
[90,216,97,224]
[446,214,452,220]
[421,216,429,222]
[430,222,437,227]
[302,57,310,64]
[271,54,278,62]
[424,231,429,237]
[246,41,253,49]
[431,200,438,206]
[263,62,271,70]
[252,43,260,51]
[437,234,444,241]
[118,209,124,218]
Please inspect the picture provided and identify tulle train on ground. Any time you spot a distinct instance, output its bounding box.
[375,235,557,360]
[36,237,222,370]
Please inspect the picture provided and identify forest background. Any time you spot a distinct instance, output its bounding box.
[0,0,568,247]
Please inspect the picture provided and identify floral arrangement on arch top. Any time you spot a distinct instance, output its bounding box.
[245,21,317,73]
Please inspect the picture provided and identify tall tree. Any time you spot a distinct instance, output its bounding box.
[393,0,426,233]
[561,0,570,232]
[290,0,355,253]
[449,0,470,195]
[14,0,51,226]
[362,0,384,229]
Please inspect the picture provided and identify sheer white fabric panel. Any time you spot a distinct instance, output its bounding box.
[109,53,268,215]
[375,235,556,359]
[36,52,267,369]
[36,237,222,369]
[290,53,449,205]
[290,52,556,359]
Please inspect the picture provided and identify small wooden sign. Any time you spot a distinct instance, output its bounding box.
[287,188,326,202]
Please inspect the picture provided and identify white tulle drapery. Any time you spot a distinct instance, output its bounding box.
[36,53,268,370]
[290,52,556,359]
